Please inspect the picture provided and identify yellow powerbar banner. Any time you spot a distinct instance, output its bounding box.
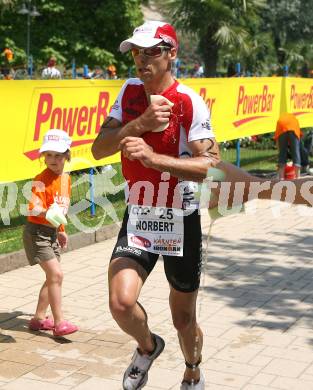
[186,77,281,141]
[1,79,122,183]
[0,77,312,183]
[283,77,313,127]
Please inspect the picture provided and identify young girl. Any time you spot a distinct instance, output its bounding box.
[23,129,78,337]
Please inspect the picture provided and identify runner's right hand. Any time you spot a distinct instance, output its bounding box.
[136,102,172,133]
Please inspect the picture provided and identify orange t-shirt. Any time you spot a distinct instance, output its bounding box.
[27,168,71,232]
[274,113,302,140]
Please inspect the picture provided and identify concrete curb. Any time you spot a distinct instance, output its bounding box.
[0,223,121,274]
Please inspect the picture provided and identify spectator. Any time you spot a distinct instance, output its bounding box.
[90,66,104,79]
[274,112,302,179]
[42,57,61,79]
[192,62,204,78]
[172,57,182,78]
[106,64,117,79]
[300,62,309,78]
[1,46,14,79]
[3,46,14,62]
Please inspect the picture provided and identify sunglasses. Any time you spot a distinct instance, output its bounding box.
[131,45,171,58]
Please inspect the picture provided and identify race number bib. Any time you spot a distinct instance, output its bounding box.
[127,206,184,257]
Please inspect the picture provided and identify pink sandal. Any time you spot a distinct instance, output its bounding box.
[29,317,54,331]
[53,320,78,337]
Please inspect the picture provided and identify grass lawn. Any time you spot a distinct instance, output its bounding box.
[0,148,278,255]
[221,147,277,171]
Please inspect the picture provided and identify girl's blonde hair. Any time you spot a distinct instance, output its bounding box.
[63,149,71,162]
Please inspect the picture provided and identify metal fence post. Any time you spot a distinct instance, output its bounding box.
[236,139,241,167]
[72,58,76,79]
[28,55,33,78]
[83,64,89,78]
[89,168,96,217]
[235,62,241,167]
[235,62,241,76]
[283,65,289,77]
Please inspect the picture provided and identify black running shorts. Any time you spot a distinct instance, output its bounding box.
[110,208,202,292]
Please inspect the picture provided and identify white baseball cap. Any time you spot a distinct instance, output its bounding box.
[39,129,72,153]
[119,21,178,53]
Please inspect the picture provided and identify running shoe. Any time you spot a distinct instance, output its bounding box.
[123,333,165,390]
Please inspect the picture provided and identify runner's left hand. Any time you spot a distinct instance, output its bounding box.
[119,137,154,168]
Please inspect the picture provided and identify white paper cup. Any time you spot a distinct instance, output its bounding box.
[46,204,67,228]
[150,95,174,132]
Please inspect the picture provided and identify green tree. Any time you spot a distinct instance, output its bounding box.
[0,0,14,6]
[261,0,313,73]
[155,0,266,76]
[0,0,144,76]
[218,5,276,76]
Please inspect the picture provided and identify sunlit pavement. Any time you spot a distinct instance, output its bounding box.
[1,200,313,389]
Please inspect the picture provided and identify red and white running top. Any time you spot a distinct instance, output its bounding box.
[109,78,215,208]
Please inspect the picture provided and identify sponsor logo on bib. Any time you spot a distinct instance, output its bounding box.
[130,235,151,248]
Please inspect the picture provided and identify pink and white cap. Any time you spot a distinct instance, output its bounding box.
[120,21,178,53]
[39,129,72,153]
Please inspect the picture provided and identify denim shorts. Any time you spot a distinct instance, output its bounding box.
[278,131,301,167]
[23,222,61,266]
